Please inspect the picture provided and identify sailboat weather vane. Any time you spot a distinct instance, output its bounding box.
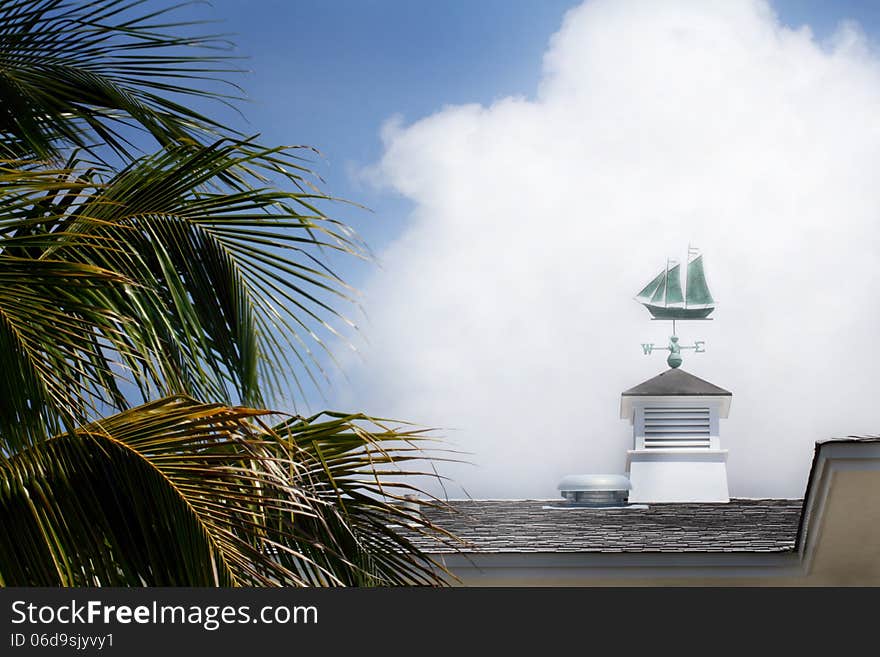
[635,245,714,369]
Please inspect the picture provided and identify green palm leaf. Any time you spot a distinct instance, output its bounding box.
[0,0,240,160]
[0,139,365,425]
[0,256,137,449]
[0,396,451,586]
[0,0,460,588]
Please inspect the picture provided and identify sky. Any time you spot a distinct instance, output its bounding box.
[180,0,880,500]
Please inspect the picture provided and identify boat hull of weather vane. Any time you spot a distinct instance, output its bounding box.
[643,305,714,320]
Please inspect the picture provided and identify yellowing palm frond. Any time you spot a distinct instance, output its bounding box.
[0,397,451,586]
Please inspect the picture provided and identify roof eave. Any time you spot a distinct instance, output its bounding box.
[620,394,732,420]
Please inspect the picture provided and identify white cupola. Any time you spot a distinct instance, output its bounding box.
[620,368,732,503]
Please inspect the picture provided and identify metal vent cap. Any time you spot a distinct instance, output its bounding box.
[557,474,631,507]
[558,474,632,492]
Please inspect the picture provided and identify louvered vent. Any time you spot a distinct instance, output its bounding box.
[643,407,710,449]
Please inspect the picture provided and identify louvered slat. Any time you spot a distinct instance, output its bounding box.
[642,406,711,449]
[644,440,710,448]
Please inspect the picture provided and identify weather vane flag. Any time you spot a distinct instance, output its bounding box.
[636,246,713,369]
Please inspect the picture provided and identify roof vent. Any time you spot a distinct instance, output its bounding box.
[557,474,631,507]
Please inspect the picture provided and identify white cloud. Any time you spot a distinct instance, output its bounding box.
[338,0,880,500]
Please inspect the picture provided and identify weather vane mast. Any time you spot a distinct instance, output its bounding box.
[635,245,714,369]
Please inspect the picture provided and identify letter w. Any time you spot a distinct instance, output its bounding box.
[641,343,654,355]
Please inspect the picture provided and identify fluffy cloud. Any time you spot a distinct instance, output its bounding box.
[339,0,880,499]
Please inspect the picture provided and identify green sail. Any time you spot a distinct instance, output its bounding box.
[665,263,684,305]
[650,270,666,304]
[636,270,666,302]
[686,255,714,306]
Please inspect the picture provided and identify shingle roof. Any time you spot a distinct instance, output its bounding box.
[622,368,731,397]
[412,498,801,553]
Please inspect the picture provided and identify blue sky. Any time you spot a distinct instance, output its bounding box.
[189,0,579,256]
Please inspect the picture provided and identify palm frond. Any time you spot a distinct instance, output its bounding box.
[0,396,451,586]
[0,256,137,450]
[0,1,460,588]
[270,412,459,586]
[0,141,366,438]
[0,0,241,160]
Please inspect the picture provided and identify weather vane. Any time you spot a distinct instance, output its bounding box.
[635,245,714,369]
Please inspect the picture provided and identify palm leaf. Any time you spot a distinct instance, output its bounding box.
[0,0,241,160]
[0,396,452,586]
[270,412,460,586]
[0,139,366,422]
[0,1,461,588]
[0,256,138,450]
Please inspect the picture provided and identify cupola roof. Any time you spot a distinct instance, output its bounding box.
[622,368,731,398]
